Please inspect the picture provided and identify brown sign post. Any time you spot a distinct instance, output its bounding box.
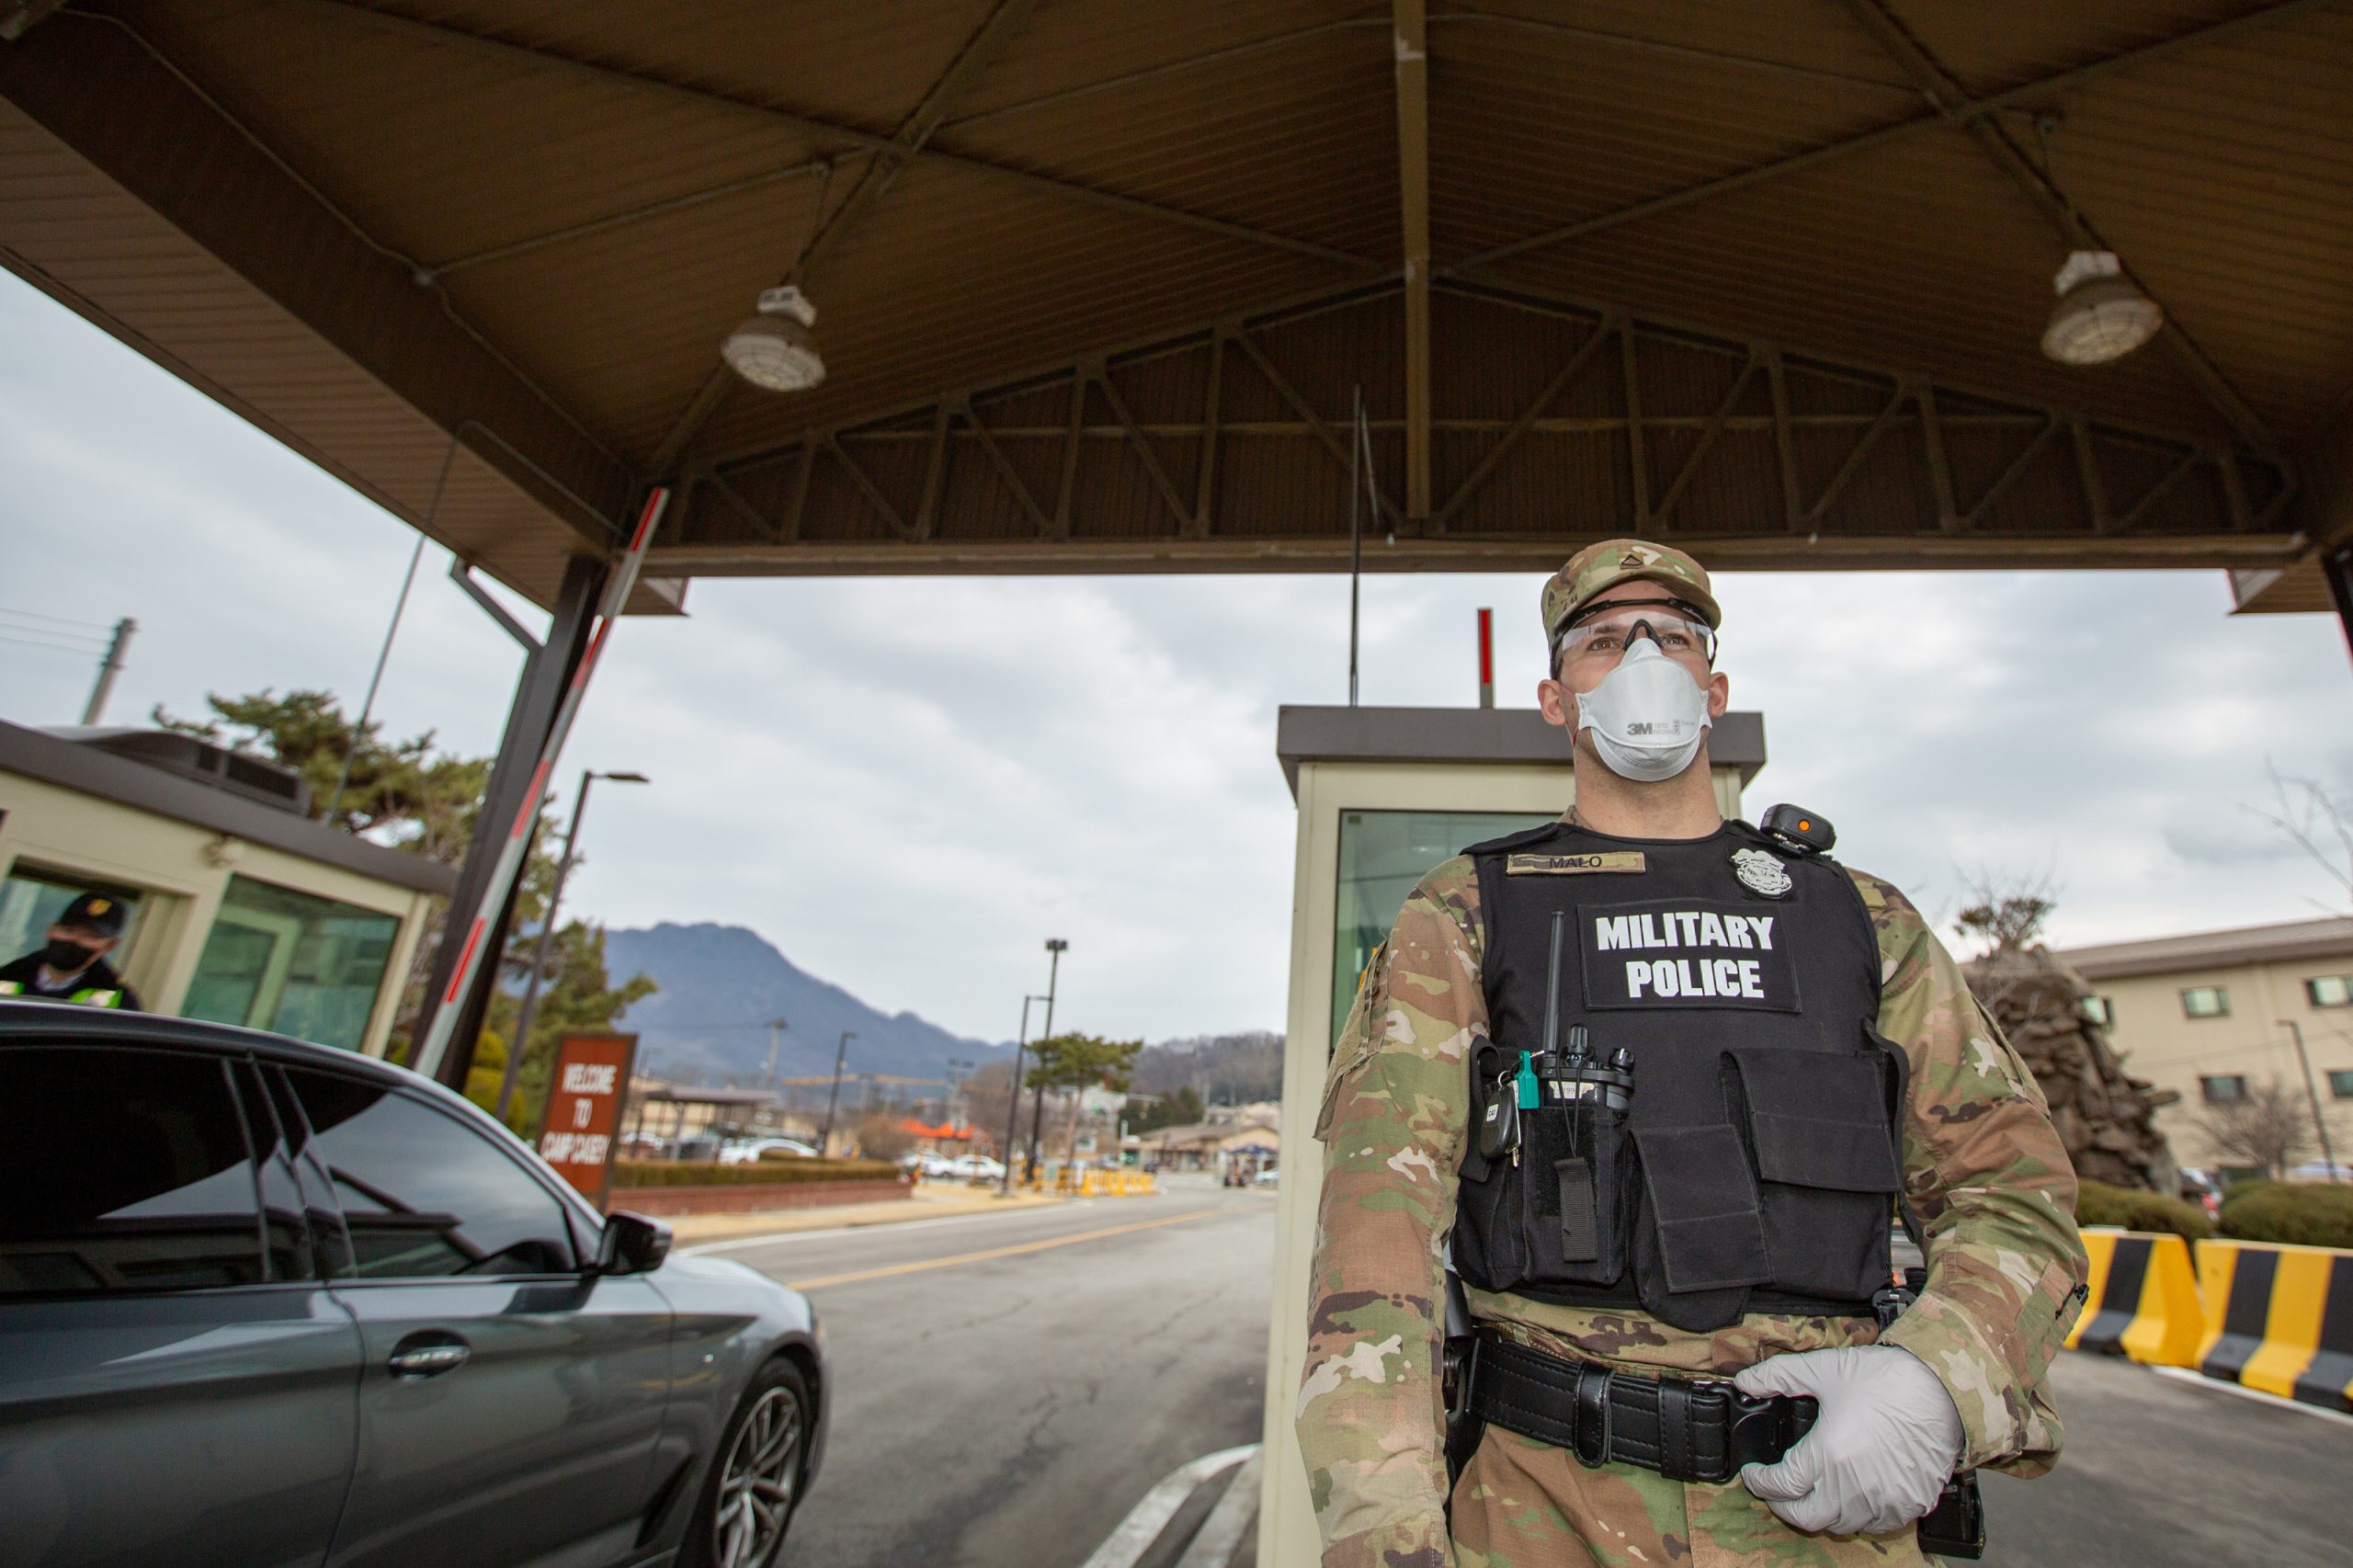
[537,1031,638,1210]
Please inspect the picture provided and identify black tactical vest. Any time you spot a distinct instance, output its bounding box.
[1450,817,1904,1332]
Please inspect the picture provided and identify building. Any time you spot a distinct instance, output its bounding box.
[0,721,451,1056]
[2056,916,2353,1174]
[1137,1105,1281,1176]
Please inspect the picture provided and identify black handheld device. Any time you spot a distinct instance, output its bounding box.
[1759,802,1836,855]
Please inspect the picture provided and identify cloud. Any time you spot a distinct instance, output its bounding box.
[6,272,2353,1040]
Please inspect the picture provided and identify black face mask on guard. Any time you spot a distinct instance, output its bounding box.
[41,937,98,972]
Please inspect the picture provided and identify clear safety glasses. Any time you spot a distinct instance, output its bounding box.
[1552,599,1718,669]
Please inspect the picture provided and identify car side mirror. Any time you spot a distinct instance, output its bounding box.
[594,1210,673,1276]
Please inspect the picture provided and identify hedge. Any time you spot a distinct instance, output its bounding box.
[2218,1181,2353,1249]
[2075,1178,2212,1240]
[611,1158,904,1189]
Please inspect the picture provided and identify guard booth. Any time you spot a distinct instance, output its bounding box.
[1254,704,1767,1565]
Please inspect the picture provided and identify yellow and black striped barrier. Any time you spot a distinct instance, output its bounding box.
[2194,1240,2353,1415]
[2064,1229,2203,1368]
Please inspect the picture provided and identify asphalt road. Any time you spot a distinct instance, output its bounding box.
[704,1178,1273,1568]
[1983,1352,2353,1566]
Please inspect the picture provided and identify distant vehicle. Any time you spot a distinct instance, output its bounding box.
[721,1137,820,1164]
[2287,1160,2353,1184]
[1253,1166,1280,1187]
[2179,1166,2223,1217]
[948,1154,1006,1181]
[1,1001,828,1568]
[903,1152,958,1178]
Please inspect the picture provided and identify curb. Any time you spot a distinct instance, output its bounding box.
[1080,1445,1259,1568]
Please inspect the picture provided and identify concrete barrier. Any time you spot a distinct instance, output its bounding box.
[2065,1229,2203,1368]
[2194,1239,2353,1414]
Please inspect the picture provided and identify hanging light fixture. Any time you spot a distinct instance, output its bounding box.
[722,285,825,392]
[2040,250,2162,367]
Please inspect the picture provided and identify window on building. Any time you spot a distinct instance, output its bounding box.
[2181,985,2230,1019]
[181,877,398,1052]
[2329,1070,2353,1100]
[2081,995,2115,1028]
[2200,1074,2249,1104]
[0,1046,266,1296]
[285,1068,575,1278]
[2305,976,2353,1009]
[1331,809,1554,1051]
[0,865,146,969]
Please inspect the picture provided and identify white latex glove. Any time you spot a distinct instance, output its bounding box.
[1733,1345,1963,1537]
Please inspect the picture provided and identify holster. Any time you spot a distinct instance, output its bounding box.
[1441,1269,1483,1488]
[1878,1266,1985,1561]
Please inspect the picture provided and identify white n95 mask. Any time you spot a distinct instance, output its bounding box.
[1572,635,1712,782]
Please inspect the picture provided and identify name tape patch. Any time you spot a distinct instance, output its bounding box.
[1577,897,1802,1013]
[1506,851,1648,876]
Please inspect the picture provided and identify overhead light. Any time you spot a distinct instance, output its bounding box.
[722,286,825,392]
[2040,250,2162,367]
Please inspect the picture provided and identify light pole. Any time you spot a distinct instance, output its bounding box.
[764,1017,790,1130]
[821,1029,857,1155]
[999,992,1051,1194]
[495,767,648,1124]
[1025,938,1068,1182]
[2279,1018,2342,1182]
[944,1057,972,1128]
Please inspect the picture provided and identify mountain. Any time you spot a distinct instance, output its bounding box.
[604,922,1006,1089]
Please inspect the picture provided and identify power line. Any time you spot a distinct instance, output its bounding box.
[0,631,109,654]
[0,604,111,631]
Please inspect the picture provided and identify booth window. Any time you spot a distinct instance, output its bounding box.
[1331,809,1553,1050]
[182,877,396,1052]
[0,866,145,969]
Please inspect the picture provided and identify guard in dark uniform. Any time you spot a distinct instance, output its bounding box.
[0,891,142,1009]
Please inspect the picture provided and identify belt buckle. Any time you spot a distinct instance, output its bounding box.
[1721,1383,1813,1483]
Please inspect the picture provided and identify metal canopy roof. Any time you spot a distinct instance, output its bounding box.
[3,1,2347,610]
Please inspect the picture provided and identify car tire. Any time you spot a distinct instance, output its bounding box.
[681,1358,812,1568]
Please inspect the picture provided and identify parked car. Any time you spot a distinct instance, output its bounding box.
[2287,1160,2353,1184]
[900,1152,958,1178]
[2179,1165,2224,1217]
[947,1154,1006,1181]
[0,1000,828,1568]
[1253,1166,1280,1187]
[720,1136,820,1165]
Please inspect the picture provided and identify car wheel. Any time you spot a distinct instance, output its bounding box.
[683,1358,811,1568]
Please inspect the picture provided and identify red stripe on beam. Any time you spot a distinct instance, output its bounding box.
[445,919,486,1003]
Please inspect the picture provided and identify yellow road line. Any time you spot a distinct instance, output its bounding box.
[787,1208,1217,1290]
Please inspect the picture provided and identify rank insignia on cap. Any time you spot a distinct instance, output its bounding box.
[1619,551,1643,568]
[1731,847,1792,898]
[89,900,109,915]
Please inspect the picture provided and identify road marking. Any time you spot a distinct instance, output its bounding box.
[679,1199,1097,1256]
[2149,1364,2353,1428]
[1079,1444,1257,1568]
[785,1208,1218,1290]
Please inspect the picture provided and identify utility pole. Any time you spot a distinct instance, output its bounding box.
[999,993,1050,1195]
[2279,1018,2342,1182]
[821,1029,856,1155]
[80,617,136,725]
[1025,938,1067,1182]
[495,767,648,1124]
[766,1017,790,1093]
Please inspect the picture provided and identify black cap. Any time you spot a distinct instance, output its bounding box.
[57,892,128,938]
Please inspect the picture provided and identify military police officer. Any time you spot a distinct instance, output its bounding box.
[1298,540,2086,1566]
[0,891,142,1009]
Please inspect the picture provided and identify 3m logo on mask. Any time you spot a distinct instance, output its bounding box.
[1577,898,1802,1013]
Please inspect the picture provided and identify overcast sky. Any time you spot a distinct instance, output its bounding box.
[6,272,2350,1044]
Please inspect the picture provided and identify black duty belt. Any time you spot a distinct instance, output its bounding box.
[1461,1330,1817,1485]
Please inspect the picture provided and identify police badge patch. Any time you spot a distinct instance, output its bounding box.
[1731,846,1792,898]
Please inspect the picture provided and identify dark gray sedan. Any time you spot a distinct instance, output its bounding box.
[0,1003,827,1568]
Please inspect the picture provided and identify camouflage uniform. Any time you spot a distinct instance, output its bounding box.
[1296,543,2088,1568]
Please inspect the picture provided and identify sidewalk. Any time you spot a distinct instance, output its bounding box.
[665,1181,1068,1244]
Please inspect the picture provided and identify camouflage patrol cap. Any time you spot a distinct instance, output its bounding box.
[1540,539,1722,646]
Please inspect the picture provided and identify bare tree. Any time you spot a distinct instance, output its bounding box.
[2245,766,2353,917]
[2186,1078,2318,1181]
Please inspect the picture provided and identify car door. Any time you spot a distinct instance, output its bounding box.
[0,1039,361,1568]
[276,1064,674,1568]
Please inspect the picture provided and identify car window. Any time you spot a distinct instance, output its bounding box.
[284,1068,577,1278]
[0,1044,267,1297]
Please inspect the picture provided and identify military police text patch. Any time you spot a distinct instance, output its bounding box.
[1577,898,1802,1013]
[1506,851,1647,876]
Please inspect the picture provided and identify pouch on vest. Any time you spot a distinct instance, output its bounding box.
[1722,1040,1903,1302]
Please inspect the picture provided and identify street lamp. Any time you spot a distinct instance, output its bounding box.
[2279,1019,2343,1183]
[1025,938,1069,1183]
[494,768,649,1124]
[999,991,1051,1195]
[821,1029,857,1156]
